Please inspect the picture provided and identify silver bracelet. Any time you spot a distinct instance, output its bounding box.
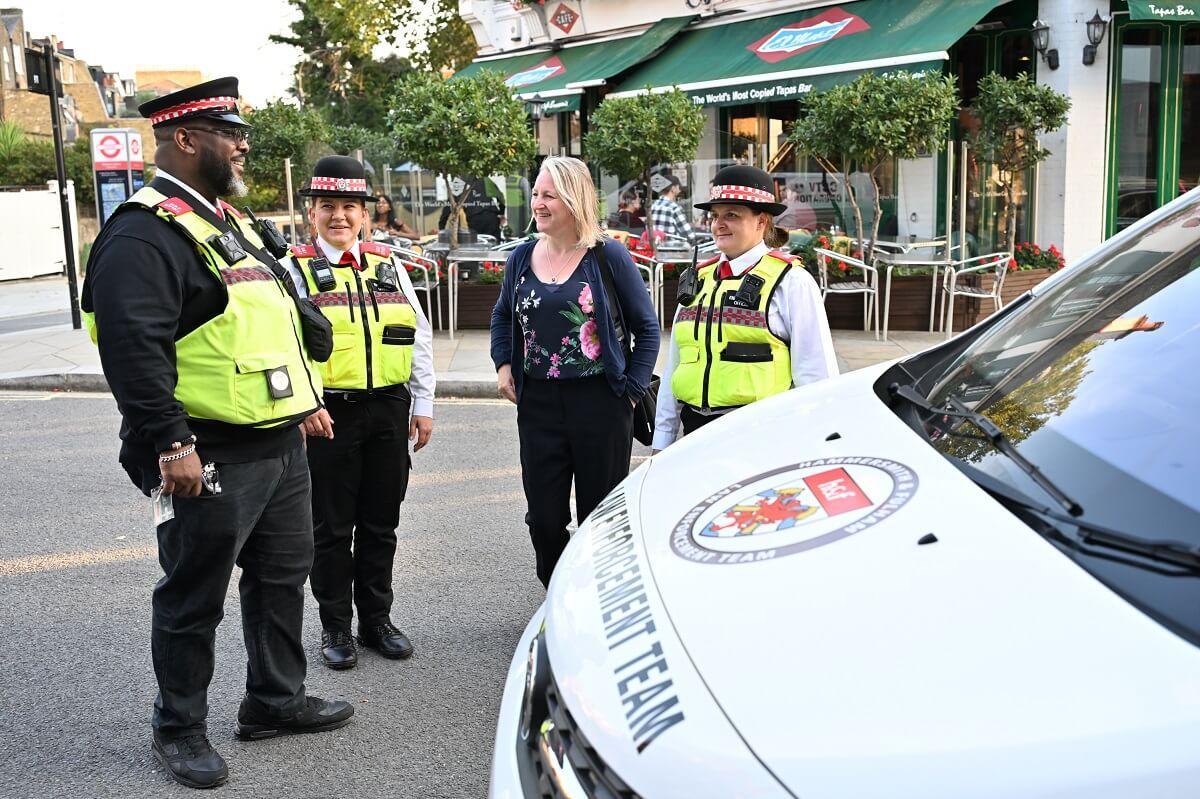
[159,444,196,463]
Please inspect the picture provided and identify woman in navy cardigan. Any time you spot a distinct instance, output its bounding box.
[491,157,660,587]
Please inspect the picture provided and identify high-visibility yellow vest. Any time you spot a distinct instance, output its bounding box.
[290,241,417,391]
[671,250,795,409]
[83,187,322,428]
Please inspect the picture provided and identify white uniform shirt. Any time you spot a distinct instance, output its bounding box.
[652,241,837,450]
[280,237,436,419]
[156,168,225,219]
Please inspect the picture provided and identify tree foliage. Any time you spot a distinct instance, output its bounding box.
[585,89,705,241]
[392,0,478,74]
[790,71,959,260]
[244,101,331,208]
[388,70,535,246]
[970,73,1070,254]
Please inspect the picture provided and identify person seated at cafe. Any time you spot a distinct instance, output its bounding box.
[437,176,507,240]
[372,193,421,239]
[650,175,694,243]
[613,191,645,232]
[775,182,817,231]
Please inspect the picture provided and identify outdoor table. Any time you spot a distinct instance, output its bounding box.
[873,241,951,341]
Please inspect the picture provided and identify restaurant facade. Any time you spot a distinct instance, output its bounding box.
[455,0,1200,262]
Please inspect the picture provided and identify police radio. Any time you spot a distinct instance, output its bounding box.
[243,207,290,260]
[308,257,337,292]
[676,245,700,306]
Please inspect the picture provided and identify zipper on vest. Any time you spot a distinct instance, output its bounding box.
[352,270,374,390]
[345,282,355,323]
[368,284,381,322]
[692,291,706,340]
[717,290,726,343]
[700,286,721,409]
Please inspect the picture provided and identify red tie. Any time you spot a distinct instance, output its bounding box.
[338,251,357,268]
[716,260,733,280]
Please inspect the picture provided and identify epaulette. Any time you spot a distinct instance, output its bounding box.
[218,200,243,219]
[360,240,392,258]
[698,254,721,268]
[767,249,801,263]
[289,244,317,259]
[156,197,194,216]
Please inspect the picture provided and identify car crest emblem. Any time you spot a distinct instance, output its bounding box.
[747,7,871,64]
[672,458,917,565]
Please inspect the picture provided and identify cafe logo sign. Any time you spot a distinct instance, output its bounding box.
[505,56,566,88]
[748,6,871,64]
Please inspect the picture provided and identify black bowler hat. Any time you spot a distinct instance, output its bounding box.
[138,76,248,128]
[695,165,786,216]
[299,155,375,201]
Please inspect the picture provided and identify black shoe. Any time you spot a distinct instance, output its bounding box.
[234,695,354,741]
[357,621,414,659]
[321,628,358,670]
[152,732,229,789]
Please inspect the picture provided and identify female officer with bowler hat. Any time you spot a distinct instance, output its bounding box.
[282,155,435,670]
[652,164,837,451]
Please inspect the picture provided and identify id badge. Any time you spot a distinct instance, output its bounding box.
[152,486,175,527]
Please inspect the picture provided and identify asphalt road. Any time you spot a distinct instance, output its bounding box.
[0,393,555,798]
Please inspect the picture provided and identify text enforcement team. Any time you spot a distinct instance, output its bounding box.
[80,76,835,790]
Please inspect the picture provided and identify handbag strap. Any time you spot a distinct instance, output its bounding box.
[592,241,628,346]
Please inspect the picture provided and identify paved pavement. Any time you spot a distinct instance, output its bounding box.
[0,393,553,798]
[0,276,945,392]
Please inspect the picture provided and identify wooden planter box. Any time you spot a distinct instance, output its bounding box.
[960,267,1058,329]
[437,281,501,329]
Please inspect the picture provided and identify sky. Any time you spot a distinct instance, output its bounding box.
[21,0,308,104]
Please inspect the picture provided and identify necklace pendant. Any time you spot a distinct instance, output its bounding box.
[550,276,557,284]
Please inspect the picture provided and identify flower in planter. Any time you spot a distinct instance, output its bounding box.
[1012,241,1066,271]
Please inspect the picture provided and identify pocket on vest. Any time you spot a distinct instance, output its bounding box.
[381,324,416,346]
[719,342,772,363]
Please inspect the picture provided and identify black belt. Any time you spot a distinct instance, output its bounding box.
[324,385,411,403]
[681,403,742,417]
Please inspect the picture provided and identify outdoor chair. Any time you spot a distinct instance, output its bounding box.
[388,245,443,331]
[940,252,1013,338]
[627,250,661,321]
[814,247,880,339]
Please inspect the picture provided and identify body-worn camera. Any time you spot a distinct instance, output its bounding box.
[206,231,247,264]
[308,257,337,292]
[374,262,400,293]
[732,273,766,308]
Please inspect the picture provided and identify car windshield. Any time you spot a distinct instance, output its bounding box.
[920,194,1200,643]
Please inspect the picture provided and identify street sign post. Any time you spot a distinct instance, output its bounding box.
[43,44,81,330]
[90,127,144,225]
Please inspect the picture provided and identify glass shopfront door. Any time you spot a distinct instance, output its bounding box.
[1107,18,1200,234]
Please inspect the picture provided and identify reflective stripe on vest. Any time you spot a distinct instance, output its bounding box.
[670,252,794,409]
[291,242,416,391]
[84,186,322,428]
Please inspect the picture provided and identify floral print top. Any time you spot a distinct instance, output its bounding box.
[518,271,604,380]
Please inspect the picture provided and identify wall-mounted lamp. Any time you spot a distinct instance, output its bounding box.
[527,95,545,121]
[1083,11,1108,66]
[1032,19,1060,71]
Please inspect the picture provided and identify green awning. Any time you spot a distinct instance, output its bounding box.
[453,16,691,99]
[611,0,1003,107]
[1129,1,1200,20]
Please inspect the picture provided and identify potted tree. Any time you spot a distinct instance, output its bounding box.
[586,88,705,250]
[970,73,1071,258]
[388,70,535,327]
[789,71,959,330]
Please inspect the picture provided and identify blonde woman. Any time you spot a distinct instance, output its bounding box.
[491,157,660,587]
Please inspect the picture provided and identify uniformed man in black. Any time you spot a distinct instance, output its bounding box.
[80,77,353,790]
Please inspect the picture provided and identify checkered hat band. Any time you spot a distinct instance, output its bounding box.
[708,185,776,204]
[310,176,367,193]
[150,97,237,125]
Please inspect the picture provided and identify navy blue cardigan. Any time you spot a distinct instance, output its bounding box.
[490,238,660,402]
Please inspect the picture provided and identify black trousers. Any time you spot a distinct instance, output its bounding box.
[517,376,633,587]
[306,393,411,633]
[152,441,313,737]
[681,404,731,436]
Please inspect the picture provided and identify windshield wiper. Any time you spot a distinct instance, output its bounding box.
[888,382,1084,517]
[945,456,1200,574]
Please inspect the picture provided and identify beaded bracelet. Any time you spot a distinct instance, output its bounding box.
[159,444,196,463]
[166,434,197,451]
